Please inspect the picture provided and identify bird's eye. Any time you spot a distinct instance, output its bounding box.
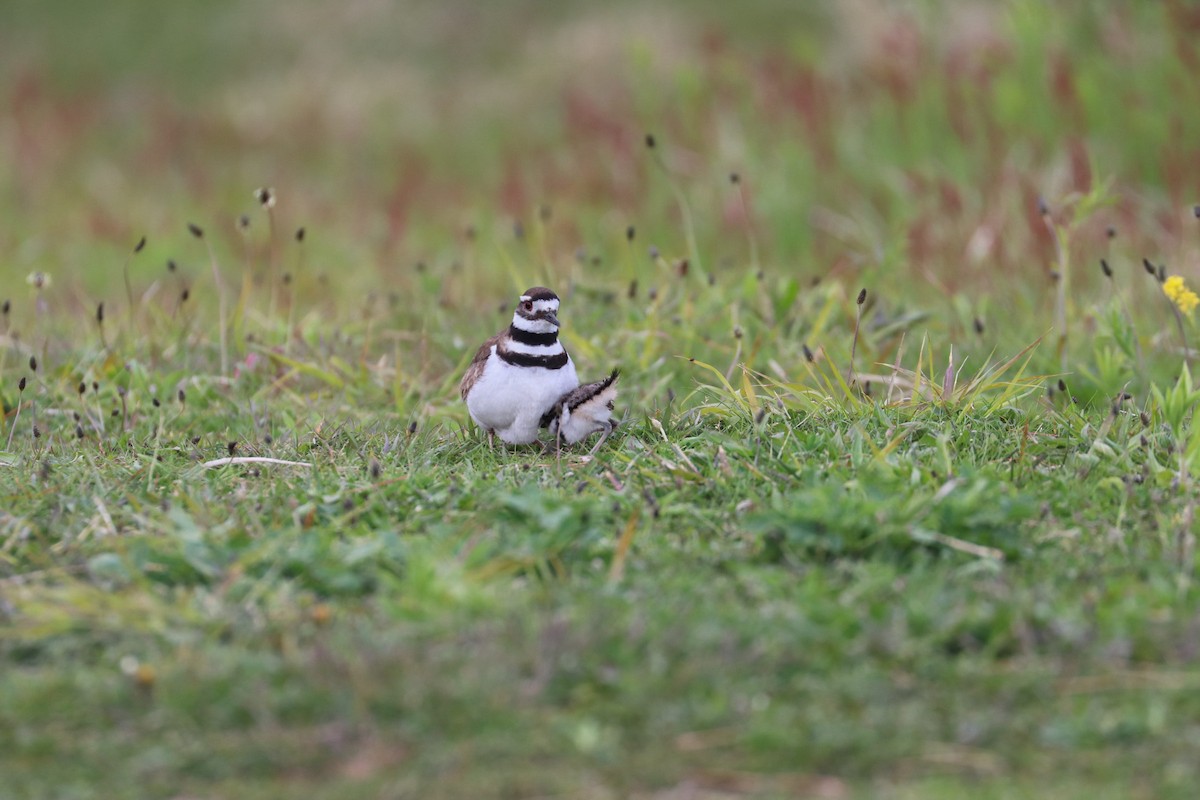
[522,301,533,312]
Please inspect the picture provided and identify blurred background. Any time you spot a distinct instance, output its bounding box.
[2,0,1199,382]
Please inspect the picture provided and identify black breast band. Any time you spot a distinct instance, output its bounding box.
[499,350,568,369]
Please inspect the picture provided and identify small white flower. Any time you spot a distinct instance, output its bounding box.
[25,271,51,289]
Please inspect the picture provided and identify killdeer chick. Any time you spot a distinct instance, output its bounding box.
[459,287,579,445]
[541,369,620,455]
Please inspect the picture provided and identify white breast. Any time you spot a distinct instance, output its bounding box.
[466,350,579,443]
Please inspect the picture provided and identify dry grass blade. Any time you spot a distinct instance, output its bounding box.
[202,456,313,468]
[608,508,641,583]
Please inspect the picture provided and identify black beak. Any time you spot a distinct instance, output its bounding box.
[542,311,560,327]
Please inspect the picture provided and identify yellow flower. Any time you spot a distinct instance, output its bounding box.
[1163,275,1199,315]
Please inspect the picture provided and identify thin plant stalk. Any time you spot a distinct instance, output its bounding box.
[189,224,229,376]
[121,236,146,341]
[849,288,867,388]
[1040,200,1069,372]
[207,237,230,376]
[1169,303,1190,363]
[732,173,760,274]
[1146,258,1191,363]
[266,203,279,332]
[1100,258,1145,375]
[286,227,305,357]
[646,135,703,277]
[5,378,25,451]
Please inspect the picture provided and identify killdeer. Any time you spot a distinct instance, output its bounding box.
[459,287,579,445]
[541,368,620,455]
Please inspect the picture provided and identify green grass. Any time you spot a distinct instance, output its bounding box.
[4,1,1200,797]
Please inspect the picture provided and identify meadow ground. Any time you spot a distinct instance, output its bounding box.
[3,1,1200,797]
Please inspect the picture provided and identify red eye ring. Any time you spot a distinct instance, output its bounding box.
[522,300,533,312]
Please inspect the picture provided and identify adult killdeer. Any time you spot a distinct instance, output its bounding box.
[459,287,579,444]
[541,369,620,455]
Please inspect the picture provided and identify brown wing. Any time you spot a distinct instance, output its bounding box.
[459,332,503,400]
